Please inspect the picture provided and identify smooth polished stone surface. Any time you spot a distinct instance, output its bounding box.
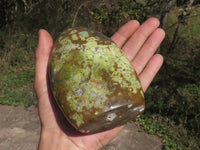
[49,28,145,133]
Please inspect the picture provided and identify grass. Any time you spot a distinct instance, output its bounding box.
[0,68,37,106]
[137,114,200,150]
[0,30,37,106]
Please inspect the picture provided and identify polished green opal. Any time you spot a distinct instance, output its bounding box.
[49,28,145,133]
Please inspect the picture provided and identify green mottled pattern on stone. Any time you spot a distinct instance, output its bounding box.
[49,28,145,133]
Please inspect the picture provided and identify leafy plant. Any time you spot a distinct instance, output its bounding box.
[137,114,200,149]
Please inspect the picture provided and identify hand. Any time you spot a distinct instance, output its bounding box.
[34,18,165,150]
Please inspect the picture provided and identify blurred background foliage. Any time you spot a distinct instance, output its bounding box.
[0,0,200,149]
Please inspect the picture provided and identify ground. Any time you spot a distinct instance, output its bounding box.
[0,105,163,150]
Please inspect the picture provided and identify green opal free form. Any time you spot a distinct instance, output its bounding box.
[49,28,145,133]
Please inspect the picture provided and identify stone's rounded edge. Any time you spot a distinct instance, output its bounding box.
[48,64,82,133]
[79,103,145,133]
[48,27,145,134]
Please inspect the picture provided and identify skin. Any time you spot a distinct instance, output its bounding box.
[34,18,165,150]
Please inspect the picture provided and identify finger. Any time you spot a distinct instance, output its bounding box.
[34,29,53,97]
[111,20,140,48]
[139,54,164,92]
[132,28,165,74]
[122,18,160,61]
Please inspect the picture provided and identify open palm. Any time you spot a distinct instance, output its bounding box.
[34,18,165,150]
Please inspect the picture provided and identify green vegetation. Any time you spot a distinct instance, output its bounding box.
[140,6,200,149]
[0,68,36,106]
[137,115,199,149]
[0,30,37,106]
[0,0,200,149]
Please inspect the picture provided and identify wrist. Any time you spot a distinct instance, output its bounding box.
[38,127,81,150]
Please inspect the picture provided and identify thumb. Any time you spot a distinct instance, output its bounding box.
[34,29,53,98]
